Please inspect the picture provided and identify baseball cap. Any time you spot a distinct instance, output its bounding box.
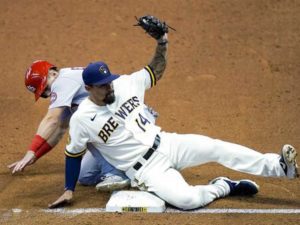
[82,61,119,86]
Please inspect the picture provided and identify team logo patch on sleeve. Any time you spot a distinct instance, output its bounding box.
[50,92,57,104]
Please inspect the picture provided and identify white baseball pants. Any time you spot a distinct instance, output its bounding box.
[131,132,285,210]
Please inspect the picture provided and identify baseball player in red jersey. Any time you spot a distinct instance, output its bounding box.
[48,26,298,209]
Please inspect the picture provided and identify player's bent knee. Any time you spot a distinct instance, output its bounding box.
[171,194,204,210]
[78,176,97,186]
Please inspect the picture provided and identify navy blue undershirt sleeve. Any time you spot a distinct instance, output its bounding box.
[64,155,82,191]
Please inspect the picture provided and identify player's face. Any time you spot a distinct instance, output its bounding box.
[88,82,115,105]
[41,70,58,98]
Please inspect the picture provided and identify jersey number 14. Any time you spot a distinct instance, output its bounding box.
[135,113,150,132]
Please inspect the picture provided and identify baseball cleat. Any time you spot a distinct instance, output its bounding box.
[96,175,130,192]
[279,144,299,179]
[210,177,259,196]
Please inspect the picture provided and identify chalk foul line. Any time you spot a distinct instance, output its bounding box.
[34,208,300,214]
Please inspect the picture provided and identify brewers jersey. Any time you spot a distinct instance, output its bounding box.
[66,66,161,171]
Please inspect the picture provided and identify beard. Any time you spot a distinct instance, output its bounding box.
[103,91,116,104]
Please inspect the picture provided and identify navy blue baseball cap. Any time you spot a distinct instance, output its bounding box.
[82,61,119,85]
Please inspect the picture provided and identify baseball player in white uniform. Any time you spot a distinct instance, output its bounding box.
[49,32,298,210]
[8,61,131,190]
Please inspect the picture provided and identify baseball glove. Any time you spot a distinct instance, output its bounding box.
[134,15,175,40]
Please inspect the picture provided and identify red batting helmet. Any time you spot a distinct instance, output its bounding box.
[24,60,56,101]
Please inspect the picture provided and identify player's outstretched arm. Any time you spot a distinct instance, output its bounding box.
[149,34,168,81]
[7,122,69,174]
[49,155,82,208]
[134,15,170,82]
[8,107,68,174]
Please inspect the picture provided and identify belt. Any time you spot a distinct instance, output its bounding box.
[133,134,161,171]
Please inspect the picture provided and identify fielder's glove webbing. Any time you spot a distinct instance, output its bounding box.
[134,15,176,40]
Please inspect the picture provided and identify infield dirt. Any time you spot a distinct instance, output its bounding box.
[0,0,299,224]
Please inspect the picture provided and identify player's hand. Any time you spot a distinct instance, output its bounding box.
[8,151,37,174]
[48,190,73,209]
